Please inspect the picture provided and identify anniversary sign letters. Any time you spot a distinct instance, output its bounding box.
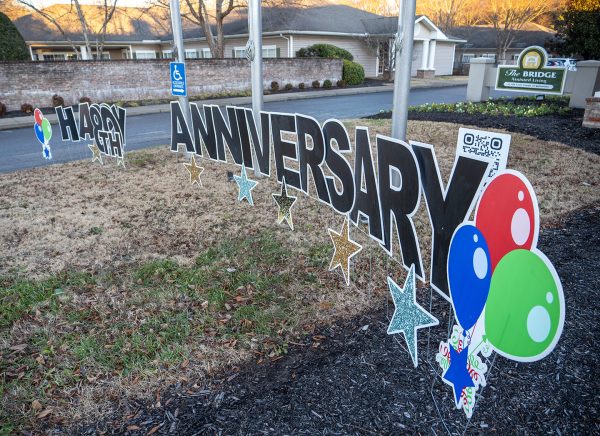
[170,101,490,300]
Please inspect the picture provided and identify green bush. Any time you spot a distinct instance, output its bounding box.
[284,83,293,91]
[296,44,353,61]
[270,81,279,91]
[323,79,332,89]
[409,97,571,117]
[342,59,365,85]
[0,12,28,61]
[299,82,305,89]
[312,80,321,89]
[336,80,346,88]
[0,102,6,117]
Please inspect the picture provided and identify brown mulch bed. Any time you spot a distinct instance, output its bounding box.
[82,203,600,435]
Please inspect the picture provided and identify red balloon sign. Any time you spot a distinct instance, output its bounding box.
[34,108,43,126]
[475,170,539,271]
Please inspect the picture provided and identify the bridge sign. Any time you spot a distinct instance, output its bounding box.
[495,46,567,95]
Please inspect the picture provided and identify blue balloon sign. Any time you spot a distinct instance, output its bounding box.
[448,223,491,331]
[34,123,45,145]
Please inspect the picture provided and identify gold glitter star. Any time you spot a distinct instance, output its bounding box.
[88,143,103,164]
[272,179,297,230]
[328,217,363,286]
[183,154,204,186]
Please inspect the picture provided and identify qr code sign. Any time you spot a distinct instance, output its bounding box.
[457,128,511,183]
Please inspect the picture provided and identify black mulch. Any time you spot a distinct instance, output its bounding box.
[366,110,600,156]
[82,203,600,435]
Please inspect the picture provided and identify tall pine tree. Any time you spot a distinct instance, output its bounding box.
[0,12,29,61]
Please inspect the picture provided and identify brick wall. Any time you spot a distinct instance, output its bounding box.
[0,58,343,111]
[583,97,600,129]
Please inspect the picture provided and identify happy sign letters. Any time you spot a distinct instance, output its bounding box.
[55,102,127,162]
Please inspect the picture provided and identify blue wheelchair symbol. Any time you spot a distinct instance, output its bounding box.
[170,62,187,97]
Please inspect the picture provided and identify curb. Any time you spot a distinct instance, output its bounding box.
[0,81,467,131]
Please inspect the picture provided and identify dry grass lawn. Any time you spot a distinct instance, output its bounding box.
[1,120,599,432]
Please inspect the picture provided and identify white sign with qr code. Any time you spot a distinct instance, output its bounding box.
[456,127,511,187]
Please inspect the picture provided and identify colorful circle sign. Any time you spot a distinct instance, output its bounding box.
[41,118,52,143]
[484,249,564,362]
[475,171,538,272]
[34,123,45,145]
[448,223,491,332]
[34,108,43,126]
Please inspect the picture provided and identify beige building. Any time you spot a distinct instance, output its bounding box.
[14,5,464,78]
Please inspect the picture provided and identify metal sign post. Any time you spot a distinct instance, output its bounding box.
[391,0,417,142]
[247,0,263,177]
[169,0,191,132]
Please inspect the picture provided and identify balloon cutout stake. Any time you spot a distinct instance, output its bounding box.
[475,171,538,271]
[439,169,564,417]
[33,108,52,160]
[485,249,564,361]
[448,224,491,332]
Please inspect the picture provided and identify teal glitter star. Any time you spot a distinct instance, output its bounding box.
[233,164,258,205]
[387,264,439,367]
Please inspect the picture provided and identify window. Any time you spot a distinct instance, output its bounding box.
[461,53,474,63]
[42,54,67,61]
[201,48,212,58]
[162,50,173,59]
[262,45,277,58]
[135,50,157,59]
[482,53,496,60]
[185,49,199,59]
[233,47,246,58]
[234,45,278,59]
[92,52,111,60]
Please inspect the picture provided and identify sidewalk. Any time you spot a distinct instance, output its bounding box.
[0,77,467,131]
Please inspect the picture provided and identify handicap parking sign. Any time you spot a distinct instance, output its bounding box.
[170,62,187,97]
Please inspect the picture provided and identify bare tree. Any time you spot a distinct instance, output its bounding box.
[417,0,482,32]
[486,0,557,62]
[351,0,398,16]
[147,0,303,59]
[16,0,118,59]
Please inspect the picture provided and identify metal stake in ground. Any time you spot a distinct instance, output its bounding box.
[169,0,191,146]
[391,0,417,143]
[248,0,263,177]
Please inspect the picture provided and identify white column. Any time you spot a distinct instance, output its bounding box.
[80,45,89,60]
[29,45,35,61]
[428,40,436,70]
[421,40,429,70]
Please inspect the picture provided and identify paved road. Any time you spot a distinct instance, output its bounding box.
[0,86,517,173]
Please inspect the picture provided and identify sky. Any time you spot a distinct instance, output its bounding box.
[28,0,151,7]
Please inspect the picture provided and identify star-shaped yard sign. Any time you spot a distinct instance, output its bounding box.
[272,178,297,230]
[328,217,362,286]
[88,143,103,164]
[443,344,475,407]
[183,154,204,186]
[387,265,439,367]
[42,145,52,160]
[234,164,258,205]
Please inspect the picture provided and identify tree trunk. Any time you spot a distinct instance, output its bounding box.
[72,0,92,59]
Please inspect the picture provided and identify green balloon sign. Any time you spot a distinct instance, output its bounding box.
[484,249,564,362]
[41,118,52,143]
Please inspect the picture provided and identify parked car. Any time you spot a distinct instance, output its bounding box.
[547,58,577,71]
